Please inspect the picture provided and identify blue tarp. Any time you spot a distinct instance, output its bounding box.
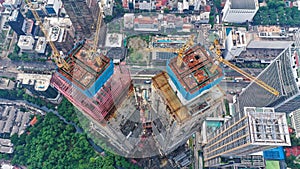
[263,147,285,160]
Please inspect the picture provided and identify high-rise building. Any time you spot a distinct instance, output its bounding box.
[61,0,98,38]
[203,107,291,167]
[237,43,300,113]
[45,0,62,16]
[7,10,26,35]
[289,109,300,138]
[50,40,134,155]
[48,25,75,53]
[222,0,259,23]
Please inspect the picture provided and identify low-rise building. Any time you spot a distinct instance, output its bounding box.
[222,0,259,23]
[35,37,47,54]
[0,105,31,137]
[289,109,300,138]
[257,26,289,39]
[2,0,19,10]
[133,15,159,31]
[17,35,35,50]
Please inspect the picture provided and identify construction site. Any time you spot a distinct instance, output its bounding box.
[25,0,287,160]
[49,32,227,157]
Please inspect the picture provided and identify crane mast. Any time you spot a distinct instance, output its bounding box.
[91,2,104,66]
[26,0,70,70]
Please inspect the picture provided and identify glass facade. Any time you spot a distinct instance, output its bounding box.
[238,44,300,113]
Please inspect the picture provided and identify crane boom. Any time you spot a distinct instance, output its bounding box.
[145,35,195,66]
[216,56,279,96]
[88,3,103,66]
[210,39,279,96]
[26,0,70,70]
[93,4,103,52]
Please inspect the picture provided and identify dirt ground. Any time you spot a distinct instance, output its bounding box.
[127,37,150,65]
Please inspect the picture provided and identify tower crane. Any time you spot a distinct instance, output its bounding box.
[209,39,279,96]
[88,2,104,66]
[146,37,280,96]
[25,0,70,70]
[146,35,195,67]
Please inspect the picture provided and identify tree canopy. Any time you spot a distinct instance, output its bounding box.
[253,0,300,26]
[10,112,140,169]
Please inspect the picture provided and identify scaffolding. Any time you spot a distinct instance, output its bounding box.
[50,64,132,122]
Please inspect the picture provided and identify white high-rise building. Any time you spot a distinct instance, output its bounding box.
[204,107,291,167]
[222,0,259,23]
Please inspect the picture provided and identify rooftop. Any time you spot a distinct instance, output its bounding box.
[35,37,47,53]
[105,33,123,47]
[17,73,52,91]
[247,41,293,49]
[230,0,256,9]
[168,45,223,94]
[49,26,61,41]
[18,35,34,47]
[134,16,158,24]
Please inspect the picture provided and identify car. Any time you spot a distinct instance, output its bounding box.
[144,80,151,84]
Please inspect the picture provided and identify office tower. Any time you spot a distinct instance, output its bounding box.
[61,0,98,38]
[237,43,300,113]
[48,25,75,53]
[7,10,26,35]
[45,0,62,16]
[222,0,259,23]
[204,107,291,167]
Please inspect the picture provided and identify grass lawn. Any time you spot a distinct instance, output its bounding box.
[266,160,280,169]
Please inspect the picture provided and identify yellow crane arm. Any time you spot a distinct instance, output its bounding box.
[217,56,280,96]
[93,4,103,52]
[26,0,69,70]
[210,39,279,96]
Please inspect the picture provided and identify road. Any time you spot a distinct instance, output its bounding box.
[0,57,57,75]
